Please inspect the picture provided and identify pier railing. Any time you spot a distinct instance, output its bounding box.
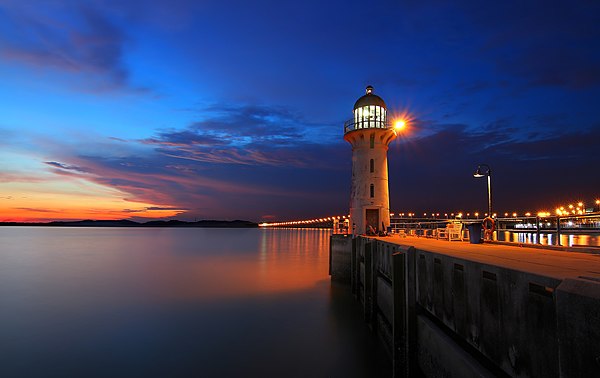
[263,212,600,246]
[390,212,600,246]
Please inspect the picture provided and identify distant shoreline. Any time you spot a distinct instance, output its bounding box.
[0,219,258,228]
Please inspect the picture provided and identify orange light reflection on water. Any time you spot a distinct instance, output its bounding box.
[119,228,334,303]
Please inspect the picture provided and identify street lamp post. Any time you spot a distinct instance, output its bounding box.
[473,164,493,218]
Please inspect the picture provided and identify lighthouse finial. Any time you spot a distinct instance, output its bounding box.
[366,85,373,94]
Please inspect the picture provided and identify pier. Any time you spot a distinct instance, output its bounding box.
[262,212,600,248]
[330,234,600,377]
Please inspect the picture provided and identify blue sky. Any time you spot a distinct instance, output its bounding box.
[1,0,599,221]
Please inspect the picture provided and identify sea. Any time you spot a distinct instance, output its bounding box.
[0,227,390,377]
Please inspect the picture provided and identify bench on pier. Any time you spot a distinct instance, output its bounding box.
[436,222,463,241]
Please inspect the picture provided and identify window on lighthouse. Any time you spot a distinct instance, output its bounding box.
[370,184,374,198]
[354,105,386,129]
[354,106,386,129]
[370,159,374,173]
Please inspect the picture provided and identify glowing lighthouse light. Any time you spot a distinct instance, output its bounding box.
[394,119,406,131]
[343,85,398,235]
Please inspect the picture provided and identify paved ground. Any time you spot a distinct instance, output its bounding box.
[374,234,600,280]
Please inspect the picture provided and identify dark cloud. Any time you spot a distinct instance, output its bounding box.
[142,131,230,147]
[122,206,188,213]
[0,3,144,92]
[145,206,189,211]
[108,136,128,142]
[143,104,335,167]
[195,104,305,138]
[44,161,90,173]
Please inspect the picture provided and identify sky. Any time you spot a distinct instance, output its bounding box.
[0,0,599,222]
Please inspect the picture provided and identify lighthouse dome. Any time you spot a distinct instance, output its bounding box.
[353,85,386,110]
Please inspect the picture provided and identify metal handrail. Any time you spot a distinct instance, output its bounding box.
[390,213,600,246]
[344,118,391,134]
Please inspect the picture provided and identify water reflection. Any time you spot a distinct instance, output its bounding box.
[0,227,385,377]
[495,230,600,247]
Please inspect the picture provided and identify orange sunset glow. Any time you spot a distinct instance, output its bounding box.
[0,179,183,222]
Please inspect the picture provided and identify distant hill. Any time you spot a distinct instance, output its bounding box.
[0,219,258,228]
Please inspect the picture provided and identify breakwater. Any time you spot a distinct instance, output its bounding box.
[330,234,600,377]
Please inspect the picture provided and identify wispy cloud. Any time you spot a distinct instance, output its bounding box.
[122,206,188,213]
[0,172,46,183]
[0,3,146,93]
[14,207,59,213]
[143,103,336,167]
[44,161,90,173]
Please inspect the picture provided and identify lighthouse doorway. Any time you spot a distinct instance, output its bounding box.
[365,209,379,233]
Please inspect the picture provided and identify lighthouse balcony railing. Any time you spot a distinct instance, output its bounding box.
[344,118,391,134]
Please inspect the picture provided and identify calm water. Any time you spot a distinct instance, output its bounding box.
[495,231,600,247]
[0,227,390,377]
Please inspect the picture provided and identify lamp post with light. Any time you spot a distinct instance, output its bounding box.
[473,164,493,218]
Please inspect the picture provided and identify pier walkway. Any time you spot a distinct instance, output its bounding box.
[373,234,600,281]
[330,233,600,377]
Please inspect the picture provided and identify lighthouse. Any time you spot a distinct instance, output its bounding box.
[344,86,398,235]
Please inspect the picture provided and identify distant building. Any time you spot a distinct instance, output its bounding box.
[344,86,398,235]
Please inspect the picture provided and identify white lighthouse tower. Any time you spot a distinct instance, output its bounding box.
[344,85,397,235]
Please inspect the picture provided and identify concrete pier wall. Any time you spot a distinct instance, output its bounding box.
[329,235,600,377]
[555,277,600,376]
[330,234,353,282]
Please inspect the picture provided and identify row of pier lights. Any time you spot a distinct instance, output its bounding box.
[259,215,350,228]
[470,163,600,217]
[259,201,600,228]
